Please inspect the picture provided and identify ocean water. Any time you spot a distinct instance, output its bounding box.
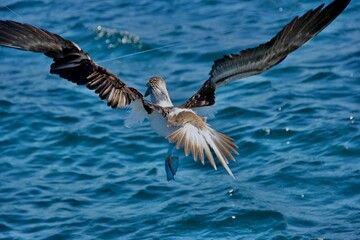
[0,0,359,239]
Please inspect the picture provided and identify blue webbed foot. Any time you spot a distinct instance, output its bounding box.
[165,156,179,181]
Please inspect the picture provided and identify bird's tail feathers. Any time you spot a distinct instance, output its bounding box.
[167,123,238,178]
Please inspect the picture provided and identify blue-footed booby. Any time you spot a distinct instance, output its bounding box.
[0,0,350,180]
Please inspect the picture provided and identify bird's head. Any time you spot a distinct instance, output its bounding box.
[145,76,173,107]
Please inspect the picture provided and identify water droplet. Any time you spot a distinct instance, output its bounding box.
[301,194,305,198]
[349,115,355,124]
[264,128,271,135]
[228,189,236,196]
[285,127,289,132]
[231,216,236,219]
[121,37,127,44]
[279,7,284,12]
[109,44,117,49]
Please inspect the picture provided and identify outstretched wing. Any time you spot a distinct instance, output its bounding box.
[180,0,350,109]
[0,20,146,110]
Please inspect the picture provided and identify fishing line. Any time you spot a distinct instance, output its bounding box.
[96,29,234,64]
[96,41,185,63]
[2,5,22,18]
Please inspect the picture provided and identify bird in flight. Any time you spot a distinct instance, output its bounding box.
[0,0,350,180]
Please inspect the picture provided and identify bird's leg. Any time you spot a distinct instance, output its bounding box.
[165,143,179,181]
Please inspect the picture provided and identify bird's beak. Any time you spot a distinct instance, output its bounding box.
[144,87,151,97]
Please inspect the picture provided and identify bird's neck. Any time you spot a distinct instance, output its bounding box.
[151,90,173,108]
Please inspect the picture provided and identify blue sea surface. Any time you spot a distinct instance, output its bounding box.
[0,0,359,239]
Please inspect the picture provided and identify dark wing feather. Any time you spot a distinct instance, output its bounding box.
[0,20,144,109]
[179,80,215,109]
[181,0,350,109]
